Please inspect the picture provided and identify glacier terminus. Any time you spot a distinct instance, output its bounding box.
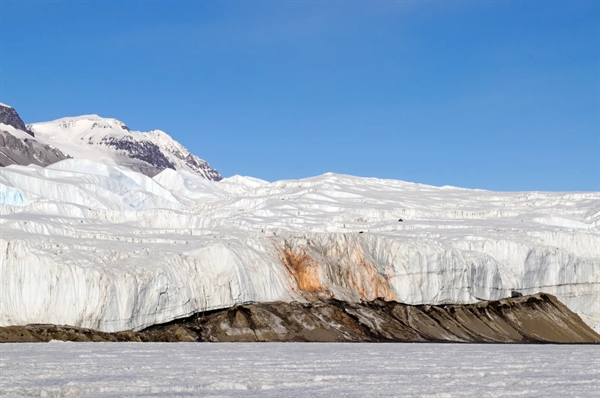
[0,109,598,334]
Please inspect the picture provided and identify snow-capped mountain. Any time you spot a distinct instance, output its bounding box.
[1,159,598,333]
[28,114,222,180]
[0,103,70,167]
[0,103,221,180]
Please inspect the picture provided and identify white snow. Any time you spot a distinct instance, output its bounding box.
[27,115,218,178]
[1,343,598,397]
[0,123,33,140]
[0,102,12,108]
[0,159,598,332]
[26,116,122,164]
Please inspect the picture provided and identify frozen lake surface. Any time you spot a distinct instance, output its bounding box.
[1,343,598,397]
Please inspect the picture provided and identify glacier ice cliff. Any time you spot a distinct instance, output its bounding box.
[0,160,598,332]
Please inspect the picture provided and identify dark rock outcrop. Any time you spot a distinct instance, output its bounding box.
[0,104,34,137]
[1,293,598,343]
[100,135,176,173]
[94,134,222,179]
[0,130,70,167]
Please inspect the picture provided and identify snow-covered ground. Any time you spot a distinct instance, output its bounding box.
[0,342,598,397]
[0,159,598,332]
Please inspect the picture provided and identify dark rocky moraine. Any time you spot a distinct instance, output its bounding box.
[1,293,598,343]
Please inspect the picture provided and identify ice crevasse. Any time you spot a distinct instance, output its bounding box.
[0,159,598,332]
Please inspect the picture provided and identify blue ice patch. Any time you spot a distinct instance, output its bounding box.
[0,184,27,206]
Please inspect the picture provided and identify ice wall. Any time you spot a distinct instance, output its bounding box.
[1,160,598,332]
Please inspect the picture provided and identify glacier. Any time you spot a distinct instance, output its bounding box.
[0,159,598,332]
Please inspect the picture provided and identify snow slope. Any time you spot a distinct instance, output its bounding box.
[28,115,221,180]
[0,159,598,332]
[0,123,70,168]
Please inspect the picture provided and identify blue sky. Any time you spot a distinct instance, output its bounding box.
[1,1,598,191]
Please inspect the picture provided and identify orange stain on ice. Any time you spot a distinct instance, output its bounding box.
[279,240,396,302]
[348,245,397,302]
[279,248,329,296]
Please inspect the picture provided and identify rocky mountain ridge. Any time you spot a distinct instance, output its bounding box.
[1,103,72,167]
[0,103,34,136]
[0,129,70,168]
[0,103,221,180]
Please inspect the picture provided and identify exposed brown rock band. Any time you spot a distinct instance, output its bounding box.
[2,293,598,343]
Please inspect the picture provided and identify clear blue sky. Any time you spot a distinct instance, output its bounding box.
[1,1,598,191]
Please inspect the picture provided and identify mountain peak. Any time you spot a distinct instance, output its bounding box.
[36,115,132,136]
[0,104,70,168]
[1,105,221,181]
[29,113,222,180]
[0,103,34,137]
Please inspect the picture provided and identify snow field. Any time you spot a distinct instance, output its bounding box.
[0,343,598,397]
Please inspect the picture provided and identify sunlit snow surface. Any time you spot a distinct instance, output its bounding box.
[0,343,598,397]
[0,159,598,332]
